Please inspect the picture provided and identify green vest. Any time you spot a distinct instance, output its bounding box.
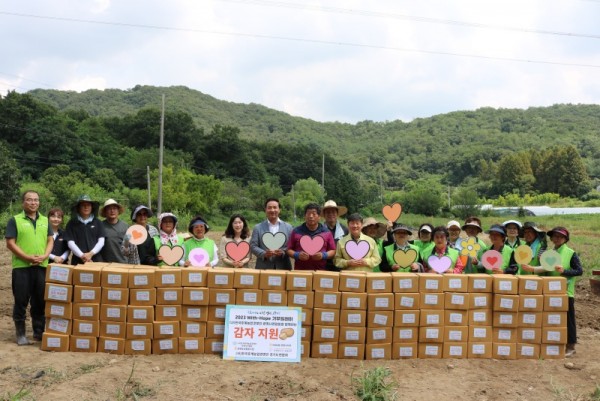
[483,245,513,274]
[545,244,576,297]
[517,239,543,275]
[463,237,487,274]
[12,211,50,268]
[413,240,434,255]
[153,234,186,266]
[372,238,384,272]
[383,243,420,273]
[421,246,459,273]
[183,237,215,264]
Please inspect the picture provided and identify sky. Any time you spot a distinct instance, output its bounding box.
[1,0,599,123]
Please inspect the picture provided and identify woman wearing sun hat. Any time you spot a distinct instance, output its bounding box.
[461,216,486,273]
[361,217,389,271]
[518,221,547,275]
[122,205,159,265]
[502,219,523,249]
[183,215,218,268]
[380,224,422,272]
[545,226,583,357]
[64,194,106,265]
[446,220,462,249]
[412,223,434,255]
[483,224,518,274]
[153,212,185,266]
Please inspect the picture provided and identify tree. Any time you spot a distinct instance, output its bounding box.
[285,178,326,218]
[494,152,535,196]
[535,145,591,198]
[451,187,481,219]
[0,141,21,210]
[401,178,444,216]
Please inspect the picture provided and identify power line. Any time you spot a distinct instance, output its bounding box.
[1,11,599,68]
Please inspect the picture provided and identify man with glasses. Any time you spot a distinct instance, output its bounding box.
[5,190,53,345]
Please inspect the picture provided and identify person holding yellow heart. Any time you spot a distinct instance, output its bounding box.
[518,221,548,275]
[380,224,422,272]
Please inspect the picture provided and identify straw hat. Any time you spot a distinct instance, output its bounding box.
[100,199,125,217]
[361,217,387,238]
[321,200,348,217]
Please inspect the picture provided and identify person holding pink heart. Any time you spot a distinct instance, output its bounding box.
[183,215,218,268]
[482,224,518,274]
[153,212,185,266]
[219,214,252,268]
[379,224,422,272]
[421,226,464,274]
[334,213,381,271]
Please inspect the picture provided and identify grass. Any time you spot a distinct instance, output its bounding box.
[550,377,600,401]
[116,360,155,400]
[351,366,397,401]
[591,384,600,401]
[0,388,31,401]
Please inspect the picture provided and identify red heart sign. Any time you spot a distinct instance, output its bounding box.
[481,250,503,271]
[225,241,250,262]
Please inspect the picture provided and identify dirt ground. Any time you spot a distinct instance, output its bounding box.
[1,237,599,401]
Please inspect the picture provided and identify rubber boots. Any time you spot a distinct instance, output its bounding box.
[32,317,45,341]
[15,321,31,346]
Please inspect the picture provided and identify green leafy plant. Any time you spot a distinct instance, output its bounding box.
[352,366,397,401]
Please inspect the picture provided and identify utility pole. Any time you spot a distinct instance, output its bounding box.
[379,170,384,205]
[321,154,325,191]
[147,165,151,209]
[448,185,451,210]
[157,94,165,216]
[291,184,297,223]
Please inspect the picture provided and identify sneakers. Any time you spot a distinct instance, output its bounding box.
[565,344,576,358]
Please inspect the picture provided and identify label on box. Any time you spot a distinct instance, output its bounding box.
[371,348,385,358]
[549,282,562,291]
[187,308,201,319]
[186,323,200,334]
[188,273,203,283]
[80,273,94,283]
[133,326,147,335]
[499,281,513,291]
[449,313,463,324]
[547,314,561,325]
[322,312,335,322]
[185,339,199,349]
[500,299,514,309]
[424,294,438,305]
[243,293,257,303]
[546,345,560,355]
[472,312,487,322]
[268,293,282,303]
[400,297,414,308]
[399,347,413,357]
[372,280,386,290]
[162,291,177,301]
[321,328,335,339]
[47,337,61,348]
[425,280,439,290]
[345,331,359,341]
[49,266,69,282]
[346,278,360,289]
[472,344,485,354]
[79,323,93,333]
[451,294,465,305]
[348,314,362,324]
[448,330,463,341]
[473,328,487,338]
[107,307,121,318]
[474,296,488,307]
[473,279,486,289]
[549,297,563,307]
[399,329,413,339]
[81,290,96,300]
[500,315,513,324]
[426,315,440,325]
[75,339,90,349]
[323,294,337,305]
[522,314,536,324]
[524,280,538,291]
[375,298,389,308]
[134,309,147,319]
[217,293,231,303]
[163,307,177,317]
[547,331,561,342]
[320,278,334,289]
[131,341,145,351]
[268,276,282,286]
[160,325,174,335]
[215,308,226,318]
[211,342,223,352]
[51,305,66,315]
[521,346,534,356]
[426,328,439,339]
[190,291,204,301]
[448,279,462,289]
[293,294,307,305]
[108,274,122,285]
[374,314,388,325]
[425,345,438,355]
[398,279,412,289]
[240,275,254,285]
[320,344,333,354]
[104,340,118,350]
[134,275,148,286]
[449,346,462,356]
[522,330,535,340]
[136,291,150,301]
[106,324,120,335]
[214,324,225,335]
[49,318,68,333]
[344,346,358,357]
[346,297,360,308]
[497,345,510,356]
[161,274,175,285]
[293,277,307,288]
[523,298,537,309]
[108,290,122,301]
[402,314,416,324]
[498,330,512,340]
[215,275,229,285]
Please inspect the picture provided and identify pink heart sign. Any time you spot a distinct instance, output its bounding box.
[189,248,210,267]
[344,240,370,260]
[299,235,325,255]
[481,250,503,271]
[158,245,184,266]
[225,241,250,262]
[427,255,452,274]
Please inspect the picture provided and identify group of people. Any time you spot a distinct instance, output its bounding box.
[6,191,582,356]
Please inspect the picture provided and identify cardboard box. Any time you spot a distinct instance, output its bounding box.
[97,337,125,354]
[542,312,567,327]
[392,342,417,359]
[493,294,520,312]
[182,287,209,305]
[72,319,100,337]
[286,271,313,291]
[443,342,467,359]
[45,317,71,335]
[394,293,420,310]
[493,275,518,295]
[45,283,73,303]
[468,274,493,293]
[443,275,468,292]
[366,273,392,293]
[301,309,313,326]
[393,327,419,343]
[100,321,126,339]
[183,306,209,322]
[314,291,341,309]
[419,293,444,310]
[312,325,339,342]
[469,293,493,310]
[101,288,129,305]
[542,327,568,344]
[45,264,73,285]
[493,312,518,328]
[470,326,492,342]
[207,306,226,322]
[338,272,366,293]
[445,292,468,310]
[544,295,569,312]
[301,326,312,342]
[543,276,567,295]
[338,343,365,359]
[154,321,181,339]
[418,326,443,343]
[517,328,541,344]
[301,341,310,358]
[181,267,209,287]
[288,291,314,309]
[100,304,127,322]
[340,310,366,327]
[445,310,468,326]
[394,311,420,327]
[179,337,204,354]
[73,285,100,303]
[235,289,263,305]
[154,268,182,287]
[467,342,492,358]
[259,270,287,290]
[519,312,542,328]
[540,344,565,359]
[208,268,235,288]
[445,326,468,343]
[125,339,151,355]
[469,309,493,326]
[46,301,73,319]
[180,321,207,337]
[127,305,154,323]
[204,338,224,354]
[392,273,419,293]
[129,288,157,306]
[418,343,442,358]
[101,267,129,288]
[128,268,155,289]
[518,276,543,295]
[313,271,339,291]
[341,292,367,310]
[517,343,540,359]
[72,264,103,286]
[40,333,69,352]
[126,322,153,339]
[313,308,340,326]
[156,287,182,305]
[339,326,366,343]
[69,335,97,353]
[417,273,443,293]
[72,303,99,321]
[311,342,338,358]
[519,295,544,312]
[208,289,236,305]
[262,290,288,306]
[493,328,516,343]
[155,305,182,321]
[367,311,394,327]
[367,293,394,311]
[234,269,260,289]
[365,343,392,360]
[493,342,517,360]
[419,310,444,327]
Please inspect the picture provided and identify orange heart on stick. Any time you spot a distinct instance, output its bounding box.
[126,224,148,245]
[382,203,402,222]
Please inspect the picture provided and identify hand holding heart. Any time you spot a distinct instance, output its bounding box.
[481,250,503,273]
[126,224,148,245]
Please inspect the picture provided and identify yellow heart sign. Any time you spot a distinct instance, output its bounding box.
[393,249,418,268]
[514,245,533,265]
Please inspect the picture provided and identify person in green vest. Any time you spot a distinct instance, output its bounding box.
[446,220,462,249]
[518,222,547,275]
[380,224,422,272]
[361,217,389,272]
[154,212,185,266]
[183,215,218,267]
[5,190,54,345]
[462,216,487,273]
[502,219,524,249]
[412,223,434,255]
[483,224,518,274]
[546,226,583,357]
[421,226,464,274]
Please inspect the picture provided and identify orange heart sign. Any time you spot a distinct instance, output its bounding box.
[158,245,184,266]
[126,224,148,245]
[393,249,418,268]
[382,203,402,222]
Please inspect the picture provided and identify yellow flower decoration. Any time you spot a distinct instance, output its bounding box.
[460,237,481,258]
